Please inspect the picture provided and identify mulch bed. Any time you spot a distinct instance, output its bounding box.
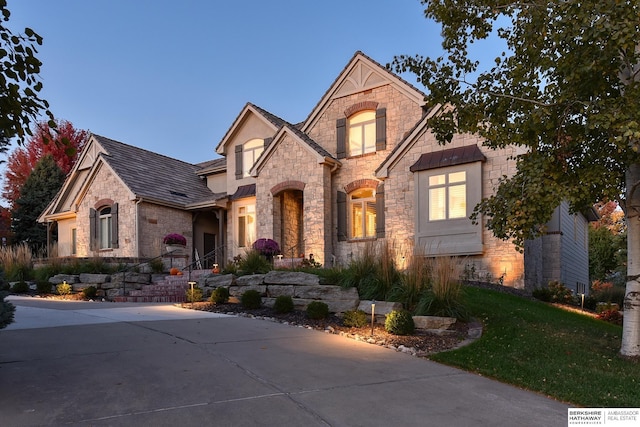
[185,301,471,357]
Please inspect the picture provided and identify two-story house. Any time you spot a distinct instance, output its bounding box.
[39,51,593,290]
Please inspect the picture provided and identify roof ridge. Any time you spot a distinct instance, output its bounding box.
[92,133,200,168]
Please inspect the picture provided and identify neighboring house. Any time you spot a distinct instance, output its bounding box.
[39,51,593,291]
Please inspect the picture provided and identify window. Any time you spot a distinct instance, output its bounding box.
[99,207,113,249]
[428,171,467,221]
[71,228,77,255]
[89,202,118,251]
[348,111,376,157]
[350,189,376,239]
[238,204,255,247]
[242,139,264,177]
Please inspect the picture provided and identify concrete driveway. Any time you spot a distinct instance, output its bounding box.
[0,297,569,426]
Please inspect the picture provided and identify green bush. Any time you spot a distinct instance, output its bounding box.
[532,286,552,302]
[36,281,52,294]
[241,289,262,309]
[273,295,294,313]
[0,291,15,329]
[11,281,29,294]
[56,282,72,296]
[211,287,230,304]
[185,286,203,303]
[385,309,415,335]
[82,286,97,299]
[306,301,329,319]
[343,309,368,328]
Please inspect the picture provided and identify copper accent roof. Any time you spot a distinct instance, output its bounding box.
[230,184,256,200]
[410,145,486,172]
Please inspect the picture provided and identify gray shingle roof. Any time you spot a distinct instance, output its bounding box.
[93,134,222,207]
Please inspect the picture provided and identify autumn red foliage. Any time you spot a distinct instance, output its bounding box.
[2,119,87,208]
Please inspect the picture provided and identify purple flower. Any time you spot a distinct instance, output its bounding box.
[163,233,187,245]
[252,238,280,256]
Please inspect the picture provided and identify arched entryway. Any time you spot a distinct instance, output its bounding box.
[271,181,305,258]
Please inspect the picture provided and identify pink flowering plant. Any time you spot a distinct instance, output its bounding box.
[163,233,187,246]
[252,238,280,256]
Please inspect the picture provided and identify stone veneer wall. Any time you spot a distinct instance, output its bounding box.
[256,132,332,265]
[138,202,193,258]
[76,163,135,257]
[306,83,425,265]
[384,128,526,288]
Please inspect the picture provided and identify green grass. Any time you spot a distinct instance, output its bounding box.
[431,286,639,407]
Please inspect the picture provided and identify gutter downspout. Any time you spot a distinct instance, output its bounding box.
[135,198,143,258]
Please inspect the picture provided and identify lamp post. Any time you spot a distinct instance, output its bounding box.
[371,301,376,336]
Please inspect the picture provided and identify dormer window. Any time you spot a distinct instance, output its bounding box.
[235,138,268,179]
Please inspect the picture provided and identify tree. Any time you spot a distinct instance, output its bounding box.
[0,0,54,144]
[392,1,640,356]
[2,119,87,208]
[589,201,626,283]
[12,154,64,251]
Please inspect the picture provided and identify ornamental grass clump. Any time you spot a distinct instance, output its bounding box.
[238,249,272,275]
[416,256,469,321]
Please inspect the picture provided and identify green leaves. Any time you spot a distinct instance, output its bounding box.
[395,0,640,245]
[0,2,51,145]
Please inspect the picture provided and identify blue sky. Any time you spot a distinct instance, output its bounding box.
[6,0,447,164]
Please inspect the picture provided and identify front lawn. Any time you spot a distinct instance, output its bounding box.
[431,286,639,407]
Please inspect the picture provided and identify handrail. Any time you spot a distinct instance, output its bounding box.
[183,243,229,284]
[282,239,305,269]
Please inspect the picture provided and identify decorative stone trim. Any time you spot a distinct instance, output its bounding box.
[344,101,379,117]
[270,180,306,196]
[94,198,115,209]
[344,178,382,194]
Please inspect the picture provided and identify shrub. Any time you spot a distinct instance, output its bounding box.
[532,286,552,302]
[36,281,52,294]
[548,281,575,304]
[306,301,329,319]
[385,309,415,335]
[597,309,623,325]
[82,286,97,299]
[343,309,368,328]
[56,282,72,296]
[185,286,203,303]
[241,289,262,309]
[0,291,15,329]
[273,295,294,313]
[211,287,230,304]
[11,281,29,294]
[238,250,272,275]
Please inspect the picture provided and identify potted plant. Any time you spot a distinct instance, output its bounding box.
[252,238,280,262]
[164,233,187,254]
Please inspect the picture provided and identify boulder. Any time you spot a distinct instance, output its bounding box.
[264,271,319,286]
[229,284,267,297]
[235,274,266,286]
[294,285,358,300]
[413,316,457,331]
[266,285,295,297]
[110,272,151,285]
[204,274,235,288]
[48,274,79,284]
[79,273,110,284]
